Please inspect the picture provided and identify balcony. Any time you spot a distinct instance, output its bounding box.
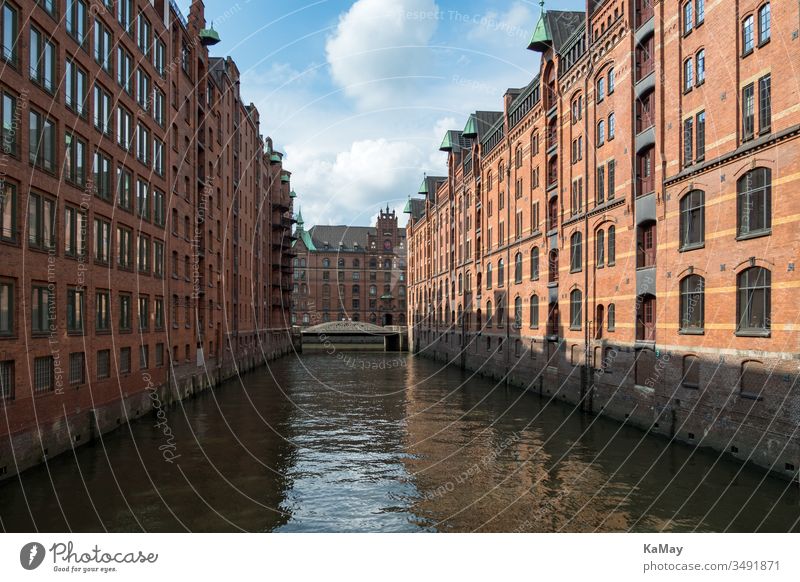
[636,58,654,82]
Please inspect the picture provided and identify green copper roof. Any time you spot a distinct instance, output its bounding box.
[403,199,412,213]
[463,115,478,138]
[439,130,458,152]
[296,208,304,226]
[270,153,283,164]
[380,293,393,300]
[528,4,551,51]
[281,173,290,183]
[418,177,428,195]
[199,27,221,46]
[290,190,298,199]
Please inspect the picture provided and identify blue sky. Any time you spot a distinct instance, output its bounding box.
[178,0,585,226]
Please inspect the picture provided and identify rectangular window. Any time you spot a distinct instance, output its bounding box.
[66,287,84,333]
[758,74,771,134]
[154,297,164,330]
[117,106,132,149]
[137,14,151,56]
[696,111,706,160]
[607,160,616,201]
[69,352,85,385]
[1,91,18,156]
[63,133,86,186]
[742,83,755,141]
[93,18,112,73]
[136,69,150,111]
[596,166,605,204]
[0,359,13,400]
[64,205,87,258]
[683,59,693,92]
[28,192,55,250]
[0,182,16,242]
[29,27,56,92]
[119,347,131,374]
[136,123,150,164]
[65,59,87,116]
[138,295,149,331]
[117,225,132,268]
[140,345,149,370]
[155,343,164,367]
[743,15,754,55]
[28,110,56,172]
[93,150,112,200]
[154,40,165,77]
[31,285,52,334]
[96,291,110,331]
[137,234,150,273]
[1,2,19,64]
[119,292,131,331]
[154,89,165,126]
[93,217,110,264]
[117,46,132,93]
[33,356,54,394]
[608,113,615,140]
[117,0,132,32]
[97,349,110,379]
[66,0,88,47]
[153,190,165,226]
[93,84,112,134]
[683,117,694,166]
[0,280,14,335]
[153,139,164,175]
[696,50,705,85]
[153,240,164,277]
[117,166,132,211]
[136,180,150,219]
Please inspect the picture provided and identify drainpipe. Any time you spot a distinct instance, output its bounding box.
[582,34,594,413]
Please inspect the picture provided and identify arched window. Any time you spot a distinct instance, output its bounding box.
[369,285,377,296]
[530,247,540,280]
[486,300,493,324]
[486,170,493,190]
[338,258,345,268]
[529,295,539,329]
[679,274,705,332]
[458,273,463,294]
[608,226,616,265]
[399,285,406,297]
[353,259,360,268]
[352,284,360,295]
[607,303,616,331]
[596,229,605,267]
[514,296,522,327]
[384,259,392,269]
[758,3,771,44]
[497,259,504,287]
[300,258,306,268]
[737,267,771,333]
[570,232,582,272]
[570,289,582,330]
[514,252,522,283]
[737,168,771,237]
[515,145,523,168]
[680,190,705,249]
[322,258,330,268]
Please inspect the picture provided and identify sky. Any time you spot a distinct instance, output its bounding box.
[177,0,586,226]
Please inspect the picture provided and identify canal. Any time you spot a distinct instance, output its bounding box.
[0,352,797,532]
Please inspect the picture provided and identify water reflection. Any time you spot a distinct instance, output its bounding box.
[0,352,797,532]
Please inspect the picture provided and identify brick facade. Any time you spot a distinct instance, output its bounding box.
[406,0,799,480]
[0,0,295,481]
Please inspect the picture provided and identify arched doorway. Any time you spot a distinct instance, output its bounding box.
[382,313,394,326]
[595,304,604,339]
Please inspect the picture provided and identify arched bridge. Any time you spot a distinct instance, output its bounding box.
[299,321,408,352]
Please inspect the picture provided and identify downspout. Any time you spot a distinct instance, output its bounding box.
[583,26,593,413]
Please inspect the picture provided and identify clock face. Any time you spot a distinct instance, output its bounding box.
[383,239,392,251]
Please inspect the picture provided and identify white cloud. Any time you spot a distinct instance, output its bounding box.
[325,0,440,109]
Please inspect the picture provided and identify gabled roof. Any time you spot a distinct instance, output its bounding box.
[528,10,585,53]
[419,175,446,201]
[440,130,463,152]
[404,198,426,221]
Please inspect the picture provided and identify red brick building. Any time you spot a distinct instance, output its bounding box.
[0,0,294,480]
[407,0,799,479]
[292,207,408,327]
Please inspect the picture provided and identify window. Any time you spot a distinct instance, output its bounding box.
[93,150,112,200]
[1,2,19,64]
[154,89,165,126]
[69,352,85,385]
[119,293,132,331]
[637,295,657,341]
[683,1,693,35]
[758,75,771,134]
[742,15,754,54]
[136,180,150,219]
[140,345,149,370]
[93,217,110,263]
[138,14,151,56]
[737,168,771,237]
[31,285,52,334]
[696,50,705,85]
[155,297,164,330]
[680,274,705,332]
[530,247,540,280]
[116,166,132,211]
[117,46,132,93]
[596,166,605,203]
[608,226,616,265]
[637,222,656,268]
[607,160,615,200]
[570,289,582,330]
[742,83,755,140]
[529,295,539,329]
[737,267,770,333]
[136,69,150,110]
[153,139,164,175]
[607,303,616,331]
[65,59,88,116]
[117,0,132,32]
[758,3,770,45]
[597,120,605,146]
[117,225,132,268]
[596,229,605,267]
[64,206,88,258]
[1,91,18,156]
[486,263,492,289]
[608,113,615,140]
[679,190,705,249]
[683,58,694,92]
[597,77,605,102]
[608,68,615,94]
[696,0,705,25]
[119,347,131,374]
[117,106,132,150]
[696,111,706,160]
[514,296,523,328]
[29,27,56,92]
[63,133,86,187]
[154,40,166,77]
[137,234,150,273]
[0,280,13,335]
[136,123,150,164]
[33,356,54,394]
[683,117,694,166]
[97,349,110,379]
[497,259,505,287]
[28,192,55,250]
[93,84,112,134]
[94,18,112,73]
[153,190,166,227]
[29,110,55,172]
[139,295,149,331]
[570,232,582,272]
[66,287,84,334]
